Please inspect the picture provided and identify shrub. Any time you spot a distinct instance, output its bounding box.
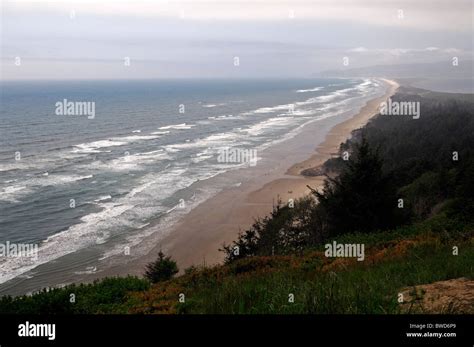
[144,251,179,283]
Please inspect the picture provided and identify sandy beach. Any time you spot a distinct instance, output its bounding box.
[126,78,399,272]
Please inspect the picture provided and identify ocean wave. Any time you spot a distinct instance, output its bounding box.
[163,131,239,152]
[110,135,160,142]
[158,123,195,130]
[97,185,223,263]
[72,139,128,154]
[72,133,161,154]
[242,116,296,136]
[0,174,93,203]
[208,114,235,120]
[296,86,324,93]
[95,150,172,171]
[0,160,47,173]
[0,201,134,284]
[202,103,227,108]
[0,185,31,203]
[0,165,202,283]
[96,168,226,261]
[93,195,112,203]
[191,149,215,163]
[243,83,363,116]
[244,103,295,115]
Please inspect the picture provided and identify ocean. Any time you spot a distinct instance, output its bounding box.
[0,78,385,295]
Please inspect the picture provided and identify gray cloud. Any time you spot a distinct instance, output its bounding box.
[1,0,473,79]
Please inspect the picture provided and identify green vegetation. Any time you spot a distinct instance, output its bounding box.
[221,87,474,262]
[1,87,472,314]
[178,235,474,314]
[144,251,179,283]
[0,276,149,314]
[1,214,470,314]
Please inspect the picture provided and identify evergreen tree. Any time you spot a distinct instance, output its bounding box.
[314,137,399,235]
[144,251,179,283]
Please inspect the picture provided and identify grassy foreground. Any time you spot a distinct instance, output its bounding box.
[1,88,473,314]
[0,213,472,314]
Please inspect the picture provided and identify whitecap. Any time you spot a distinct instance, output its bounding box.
[94,195,112,203]
[158,123,195,130]
[72,139,128,154]
[296,86,324,93]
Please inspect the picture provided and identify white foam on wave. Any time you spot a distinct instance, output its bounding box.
[0,200,134,284]
[72,132,162,154]
[202,103,227,108]
[158,123,195,130]
[296,86,324,93]
[0,174,93,203]
[295,86,358,106]
[163,131,240,153]
[244,103,295,115]
[97,151,170,172]
[208,114,235,120]
[97,172,226,262]
[48,174,93,184]
[94,195,112,203]
[4,179,17,184]
[72,139,128,154]
[254,81,382,152]
[0,185,31,203]
[0,166,199,283]
[355,78,375,93]
[256,107,348,153]
[358,79,373,87]
[243,83,362,116]
[0,160,50,173]
[242,117,296,136]
[111,135,161,142]
[191,148,215,163]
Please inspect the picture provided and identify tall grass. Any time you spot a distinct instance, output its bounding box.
[176,242,473,314]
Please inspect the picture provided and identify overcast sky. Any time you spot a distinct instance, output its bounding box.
[1,0,473,79]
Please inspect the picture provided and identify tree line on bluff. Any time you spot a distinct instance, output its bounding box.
[220,89,474,263]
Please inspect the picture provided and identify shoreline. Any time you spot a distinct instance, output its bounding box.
[0,78,399,295]
[115,78,399,274]
[287,79,399,177]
